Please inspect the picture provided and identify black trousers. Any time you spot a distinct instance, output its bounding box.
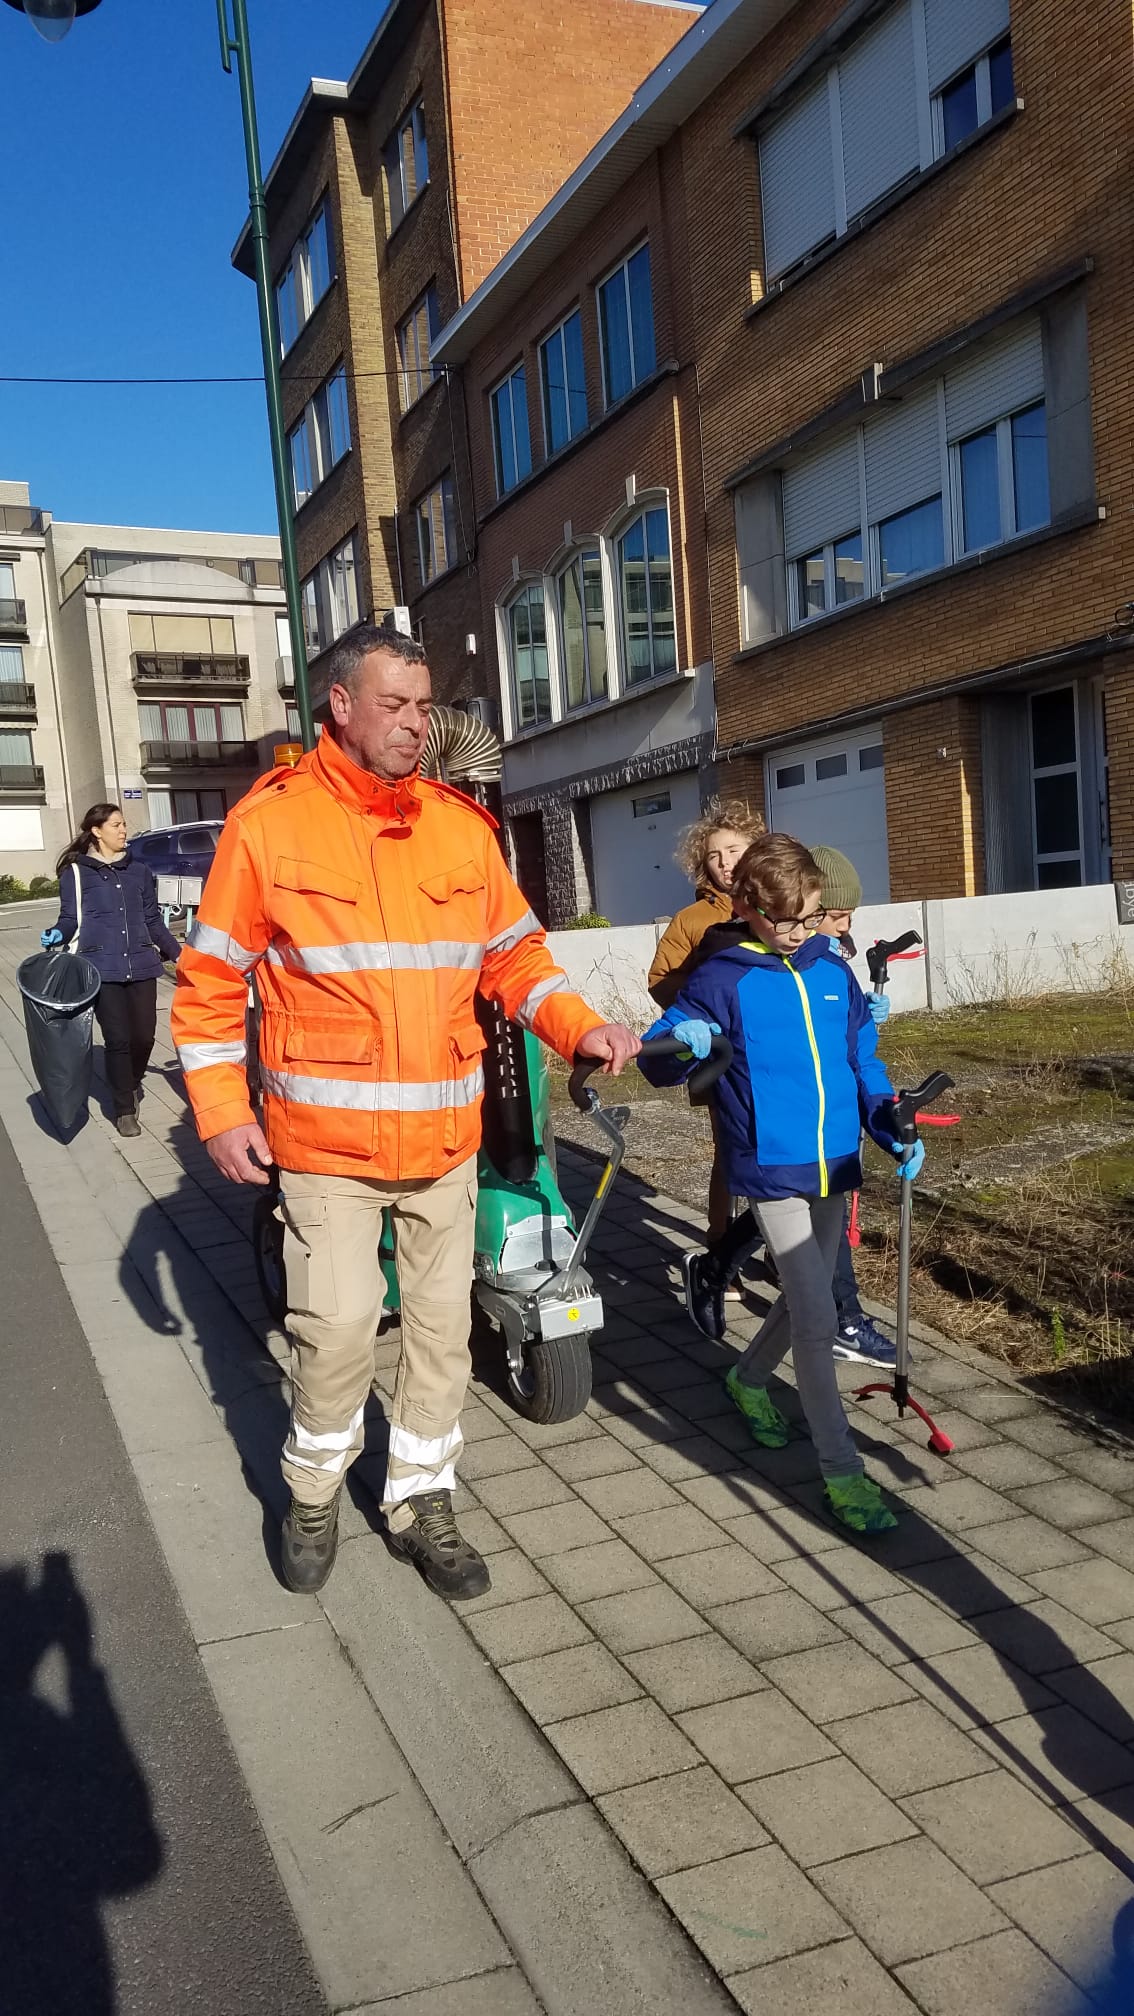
[94,979,158,1117]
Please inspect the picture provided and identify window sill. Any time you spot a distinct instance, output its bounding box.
[398,373,445,427]
[385,183,430,252]
[504,658,696,746]
[734,504,1105,663]
[291,449,354,523]
[477,360,681,529]
[746,101,1023,322]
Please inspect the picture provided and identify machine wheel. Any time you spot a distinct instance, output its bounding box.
[253,1192,288,1325]
[507,1334,592,1424]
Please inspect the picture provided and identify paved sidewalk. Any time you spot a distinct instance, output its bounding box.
[3,908,1134,2012]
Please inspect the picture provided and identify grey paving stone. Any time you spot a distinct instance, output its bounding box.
[952,1515,1089,1575]
[830,1699,997,1797]
[812,1835,1007,1967]
[1105,1614,1134,1650]
[636,1433,735,1481]
[761,1642,916,1723]
[463,1593,592,1665]
[658,1543,786,1611]
[722,1503,845,1564]
[988,1853,1134,1996]
[539,1537,659,1604]
[678,1690,836,1783]
[896,1645,1057,1730]
[507,1406,606,1449]
[957,1384,1047,1425]
[613,1504,727,1562]
[900,1477,1026,1534]
[541,1435,641,1483]
[951,1442,1061,1489]
[772,1548,908,1613]
[1064,1783,1134,1866]
[574,1466,681,1518]
[501,1500,612,1557]
[578,1582,709,1654]
[457,1433,543,1480]
[905,1548,1040,1618]
[831,1593,978,1667]
[731,1936,921,2016]
[658,1845,848,1974]
[905,1354,980,1397]
[709,1591,846,1663]
[1083,1514,1134,1572]
[500,1641,642,1725]
[974,1600,1120,1680]
[351,1968,544,2015]
[1011,1478,1128,1529]
[1059,1445,1134,1494]
[893,1408,1000,1454]
[459,1549,551,1614]
[737,1755,917,1866]
[132,1442,316,1644]
[624,1634,767,1714]
[1028,1556,1134,1626]
[733,1434,823,1482]
[901,1768,1088,1884]
[678,1470,785,1520]
[598,1764,768,1879]
[896,1929,1093,2016]
[999,1413,1100,1458]
[1048,1653,1134,1742]
[546,1696,700,1795]
[453,1506,510,1556]
[604,1402,694,1449]
[976,1704,1134,1804]
[661,1381,734,1421]
[471,1466,578,1516]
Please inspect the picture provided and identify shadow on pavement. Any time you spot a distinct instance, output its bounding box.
[0,1553,163,2016]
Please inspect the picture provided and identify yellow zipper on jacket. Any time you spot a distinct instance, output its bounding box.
[780,955,828,1197]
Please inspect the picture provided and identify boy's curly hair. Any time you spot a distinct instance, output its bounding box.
[676,798,765,886]
[732,832,823,918]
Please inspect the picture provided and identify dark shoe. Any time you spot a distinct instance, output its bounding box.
[682,1249,725,1342]
[386,1490,490,1600]
[833,1317,900,1370]
[282,1492,340,1593]
[115,1112,141,1138]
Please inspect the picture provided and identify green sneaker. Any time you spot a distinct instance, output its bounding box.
[824,1472,898,1536]
[724,1367,789,1448]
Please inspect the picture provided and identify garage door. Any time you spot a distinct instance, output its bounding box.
[766,726,890,901]
[590,772,703,925]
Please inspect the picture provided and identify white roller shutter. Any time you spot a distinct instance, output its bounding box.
[924,0,1010,93]
[945,320,1045,441]
[838,1,920,221]
[760,75,836,280]
[782,432,861,557]
[865,385,942,523]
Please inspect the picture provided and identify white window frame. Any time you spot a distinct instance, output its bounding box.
[490,363,531,497]
[398,285,441,411]
[385,99,429,235]
[555,546,609,711]
[414,473,458,587]
[539,307,588,457]
[612,496,677,687]
[931,31,1013,159]
[288,363,351,511]
[951,400,1047,558]
[502,580,555,735]
[596,241,655,409]
[0,640,26,684]
[275,200,334,356]
[787,529,867,628]
[300,533,360,654]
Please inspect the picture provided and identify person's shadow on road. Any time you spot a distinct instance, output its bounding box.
[0,1552,163,2016]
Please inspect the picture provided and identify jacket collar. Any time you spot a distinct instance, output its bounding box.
[309,725,422,825]
[697,882,735,918]
[706,930,838,973]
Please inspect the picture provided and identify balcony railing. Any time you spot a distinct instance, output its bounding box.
[0,505,45,536]
[0,598,28,633]
[140,739,258,770]
[0,763,45,796]
[0,682,36,718]
[132,653,251,690]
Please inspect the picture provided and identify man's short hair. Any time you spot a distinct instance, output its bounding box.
[733,832,823,918]
[325,620,428,696]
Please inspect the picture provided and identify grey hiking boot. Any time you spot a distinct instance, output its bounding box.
[386,1489,491,1601]
[116,1112,141,1138]
[282,1492,341,1593]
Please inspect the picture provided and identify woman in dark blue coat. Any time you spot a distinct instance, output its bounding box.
[43,803,181,1137]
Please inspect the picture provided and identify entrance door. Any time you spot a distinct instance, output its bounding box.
[765,725,890,901]
[590,772,702,925]
[1029,686,1085,887]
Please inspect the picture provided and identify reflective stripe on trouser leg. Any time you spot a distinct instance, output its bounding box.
[736,1191,861,1479]
[279,1171,388,1508]
[383,1155,478,1531]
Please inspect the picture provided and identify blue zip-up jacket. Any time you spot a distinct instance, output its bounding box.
[54,849,180,984]
[638,932,897,1201]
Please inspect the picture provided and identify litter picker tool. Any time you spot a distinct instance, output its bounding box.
[849,929,923,1249]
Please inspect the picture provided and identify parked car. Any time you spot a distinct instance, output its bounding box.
[130,822,223,891]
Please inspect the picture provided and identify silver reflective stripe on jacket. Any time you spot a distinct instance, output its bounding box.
[514,971,572,1030]
[187,921,261,973]
[264,939,484,975]
[176,1039,248,1074]
[260,1064,485,1113]
[486,908,542,955]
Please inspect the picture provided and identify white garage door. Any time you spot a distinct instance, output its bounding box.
[590,772,703,925]
[766,726,890,901]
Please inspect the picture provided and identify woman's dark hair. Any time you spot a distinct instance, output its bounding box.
[56,803,122,877]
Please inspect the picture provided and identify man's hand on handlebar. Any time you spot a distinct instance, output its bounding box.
[576,1022,642,1075]
[206,1121,273,1185]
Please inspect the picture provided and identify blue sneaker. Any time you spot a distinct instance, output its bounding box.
[832,1316,900,1370]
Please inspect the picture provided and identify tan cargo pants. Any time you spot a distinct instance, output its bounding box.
[278,1156,477,1529]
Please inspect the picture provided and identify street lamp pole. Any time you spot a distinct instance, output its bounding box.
[216,0,315,750]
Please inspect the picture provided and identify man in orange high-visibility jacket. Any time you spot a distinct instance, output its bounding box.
[171,623,639,1600]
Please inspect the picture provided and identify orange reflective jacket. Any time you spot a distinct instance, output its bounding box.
[170,729,603,1179]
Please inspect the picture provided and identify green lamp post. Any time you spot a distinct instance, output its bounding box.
[2,0,316,750]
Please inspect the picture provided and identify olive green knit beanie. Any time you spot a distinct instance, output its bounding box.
[810,843,862,912]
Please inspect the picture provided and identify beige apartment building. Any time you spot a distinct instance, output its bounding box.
[0,478,289,885]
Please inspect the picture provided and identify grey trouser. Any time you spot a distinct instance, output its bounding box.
[733,1192,862,1479]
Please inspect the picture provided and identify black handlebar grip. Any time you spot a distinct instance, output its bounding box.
[866,928,923,990]
[568,1032,734,1112]
[891,1069,956,1144]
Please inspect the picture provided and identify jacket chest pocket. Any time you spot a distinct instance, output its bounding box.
[445,1023,486,1152]
[419,860,488,955]
[273,857,362,958]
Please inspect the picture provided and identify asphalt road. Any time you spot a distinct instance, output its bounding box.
[0,1115,327,2016]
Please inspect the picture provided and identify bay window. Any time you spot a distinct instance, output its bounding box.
[618,506,675,684]
[507,584,552,729]
[558,550,607,709]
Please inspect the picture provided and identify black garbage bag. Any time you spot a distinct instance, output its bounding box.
[17,949,101,1133]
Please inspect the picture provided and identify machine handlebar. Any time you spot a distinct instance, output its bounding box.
[568,1032,734,1112]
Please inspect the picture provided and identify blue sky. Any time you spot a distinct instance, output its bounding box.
[0,0,388,534]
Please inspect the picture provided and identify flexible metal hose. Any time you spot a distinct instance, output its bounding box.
[421,703,503,784]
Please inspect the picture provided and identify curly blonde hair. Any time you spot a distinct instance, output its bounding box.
[676,797,766,886]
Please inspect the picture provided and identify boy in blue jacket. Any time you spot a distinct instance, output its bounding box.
[638,832,923,1536]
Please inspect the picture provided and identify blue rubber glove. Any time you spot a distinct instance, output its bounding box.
[891,1138,925,1181]
[40,928,63,949]
[671,1018,720,1061]
[868,993,891,1025]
